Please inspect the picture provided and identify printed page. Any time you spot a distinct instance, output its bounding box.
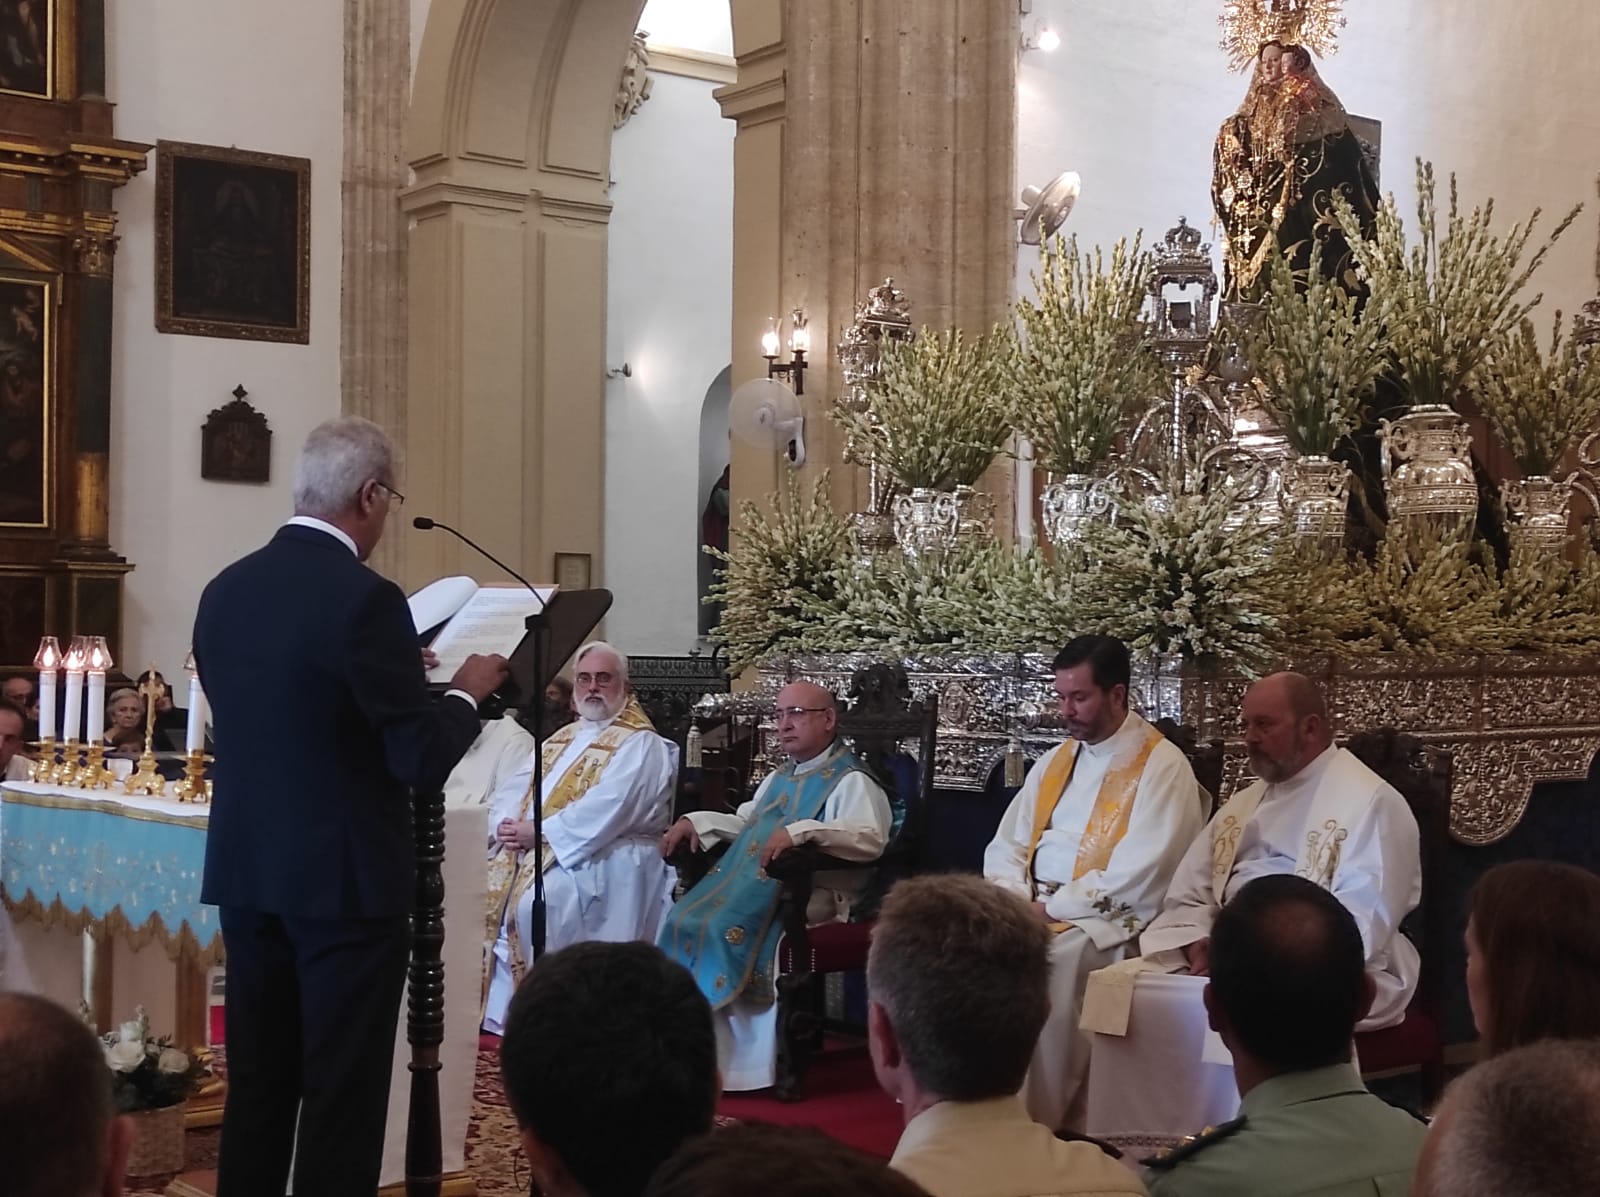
[426,585,557,681]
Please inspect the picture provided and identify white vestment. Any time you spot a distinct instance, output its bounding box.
[1082,744,1422,1141]
[686,747,893,1091]
[983,712,1203,1131]
[443,715,534,809]
[481,716,677,1033]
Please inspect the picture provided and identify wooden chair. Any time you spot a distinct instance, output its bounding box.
[1345,728,1452,1105]
[761,663,938,1100]
[1152,716,1225,818]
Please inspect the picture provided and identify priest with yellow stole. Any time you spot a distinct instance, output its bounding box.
[984,635,1203,1132]
[659,679,893,1092]
[481,641,677,1034]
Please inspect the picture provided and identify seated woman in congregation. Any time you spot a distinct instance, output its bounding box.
[103,688,145,759]
[1465,859,1600,1058]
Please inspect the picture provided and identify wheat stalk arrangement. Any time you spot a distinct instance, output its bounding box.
[1474,312,1600,476]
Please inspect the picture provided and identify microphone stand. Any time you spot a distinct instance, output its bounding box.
[413,516,551,960]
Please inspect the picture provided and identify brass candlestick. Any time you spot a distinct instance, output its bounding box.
[55,739,84,787]
[75,742,117,790]
[173,750,211,804]
[27,737,57,783]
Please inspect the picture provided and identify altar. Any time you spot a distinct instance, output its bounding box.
[0,782,485,1194]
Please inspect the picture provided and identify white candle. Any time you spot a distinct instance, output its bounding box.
[185,676,205,752]
[62,669,83,742]
[37,671,56,740]
[85,672,106,743]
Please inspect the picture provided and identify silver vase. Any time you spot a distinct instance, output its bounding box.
[1040,473,1115,549]
[848,511,898,567]
[1501,475,1573,555]
[892,488,959,559]
[1378,404,1478,539]
[950,485,996,546]
[1280,455,1349,554]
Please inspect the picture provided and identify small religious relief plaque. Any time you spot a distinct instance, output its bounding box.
[155,140,311,344]
[201,385,272,483]
[0,1,53,99]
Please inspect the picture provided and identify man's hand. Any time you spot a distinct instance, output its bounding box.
[450,653,510,703]
[759,826,796,869]
[495,818,537,852]
[660,817,701,859]
[1183,937,1211,977]
[1032,900,1055,923]
[422,647,440,672]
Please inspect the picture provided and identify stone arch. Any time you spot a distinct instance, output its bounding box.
[405,0,780,593]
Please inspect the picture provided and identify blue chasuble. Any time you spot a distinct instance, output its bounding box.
[660,741,868,1010]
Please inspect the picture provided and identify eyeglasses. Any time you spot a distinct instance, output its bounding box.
[375,481,405,509]
[775,705,830,724]
[576,671,618,687]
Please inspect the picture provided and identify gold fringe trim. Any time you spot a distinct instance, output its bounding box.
[1,886,224,966]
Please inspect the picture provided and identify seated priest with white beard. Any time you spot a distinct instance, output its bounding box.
[480,642,677,1034]
[983,634,1204,1133]
[1080,671,1421,1140]
[658,679,893,1092]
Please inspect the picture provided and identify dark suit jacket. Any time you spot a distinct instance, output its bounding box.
[194,523,480,918]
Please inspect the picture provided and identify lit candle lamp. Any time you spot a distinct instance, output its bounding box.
[84,637,113,747]
[184,650,206,753]
[789,310,810,354]
[32,636,61,743]
[761,319,781,358]
[61,637,87,745]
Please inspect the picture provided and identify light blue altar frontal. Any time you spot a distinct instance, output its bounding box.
[0,782,218,959]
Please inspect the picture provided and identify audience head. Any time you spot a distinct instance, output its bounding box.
[572,642,628,723]
[134,671,174,714]
[292,415,402,561]
[1465,860,1600,1058]
[1240,671,1331,783]
[499,942,716,1197]
[1412,1039,1600,1197]
[0,700,25,770]
[0,993,131,1197]
[545,674,574,720]
[106,689,142,734]
[773,680,838,763]
[1052,635,1130,744]
[1205,873,1372,1081]
[2,672,34,715]
[644,1125,933,1197]
[867,875,1050,1107]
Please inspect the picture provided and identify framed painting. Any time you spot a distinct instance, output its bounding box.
[155,140,311,344]
[0,0,53,99]
[553,552,592,592]
[0,272,51,528]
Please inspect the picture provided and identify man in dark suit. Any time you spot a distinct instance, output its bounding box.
[194,415,508,1197]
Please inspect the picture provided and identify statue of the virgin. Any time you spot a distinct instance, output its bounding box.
[1213,5,1378,301]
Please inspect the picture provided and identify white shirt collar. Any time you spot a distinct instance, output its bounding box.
[286,515,358,557]
[791,740,840,775]
[1270,742,1339,797]
[1080,710,1146,760]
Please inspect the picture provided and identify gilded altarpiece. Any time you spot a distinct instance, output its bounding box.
[0,0,148,668]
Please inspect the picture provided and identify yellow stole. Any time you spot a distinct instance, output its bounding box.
[1024,719,1163,932]
[482,697,658,998]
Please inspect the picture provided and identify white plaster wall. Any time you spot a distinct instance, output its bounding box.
[604,62,734,653]
[107,0,344,679]
[1018,0,1600,319]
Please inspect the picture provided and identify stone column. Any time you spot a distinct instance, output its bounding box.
[342,0,411,579]
[724,0,1019,530]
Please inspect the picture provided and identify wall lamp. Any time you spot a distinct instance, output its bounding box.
[762,309,810,396]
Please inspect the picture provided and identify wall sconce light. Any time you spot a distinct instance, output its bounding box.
[763,310,809,396]
[1021,23,1061,52]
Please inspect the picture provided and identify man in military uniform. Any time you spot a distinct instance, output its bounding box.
[1145,874,1426,1196]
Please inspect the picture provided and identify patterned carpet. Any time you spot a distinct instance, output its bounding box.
[129,1039,894,1195]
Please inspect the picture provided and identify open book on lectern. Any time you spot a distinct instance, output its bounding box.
[408,576,614,710]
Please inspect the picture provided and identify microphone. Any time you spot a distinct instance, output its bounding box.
[411,515,547,614]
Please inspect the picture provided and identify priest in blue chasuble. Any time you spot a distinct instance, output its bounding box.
[984,635,1204,1132]
[659,680,892,1091]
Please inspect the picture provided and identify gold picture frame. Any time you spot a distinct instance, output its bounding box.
[553,552,592,592]
[155,140,311,344]
[0,0,55,100]
[0,271,53,529]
